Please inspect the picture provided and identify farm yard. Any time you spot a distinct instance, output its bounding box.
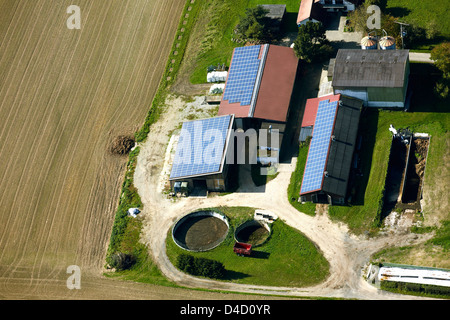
[1,0,448,303]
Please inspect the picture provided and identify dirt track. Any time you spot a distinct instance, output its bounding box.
[133,96,435,300]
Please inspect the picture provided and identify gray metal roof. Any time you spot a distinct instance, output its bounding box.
[332,49,409,88]
[299,126,313,142]
[261,4,286,20]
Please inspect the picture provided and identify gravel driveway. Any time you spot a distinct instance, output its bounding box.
[133,125,434,299]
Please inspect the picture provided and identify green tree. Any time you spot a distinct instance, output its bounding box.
[430,42,450,100]
[365,0,387,11]
[348,1,397,39]
[234,5,270,42]
[431,42,450,79]
[293,21,333,63]
[425,20,439,40]
[434,81,449,99]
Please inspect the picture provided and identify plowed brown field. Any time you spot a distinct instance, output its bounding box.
[0,0,201,299]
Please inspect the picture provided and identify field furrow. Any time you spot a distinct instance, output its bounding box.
[0,0,186,298]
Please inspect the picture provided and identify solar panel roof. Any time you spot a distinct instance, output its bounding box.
[300,99,338,194]
[170,115,233,180]
[222,45,263,106]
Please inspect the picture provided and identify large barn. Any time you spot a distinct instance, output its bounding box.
[218,44,299,157]
[299,94,362,205]
[331,49,410,108]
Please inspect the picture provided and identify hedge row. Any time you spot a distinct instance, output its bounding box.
[106,147,142,262]
[176,254,225,279]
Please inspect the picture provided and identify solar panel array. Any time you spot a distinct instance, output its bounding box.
[222,45,262,106]
[170,115,232,179]
[300,99,338,194]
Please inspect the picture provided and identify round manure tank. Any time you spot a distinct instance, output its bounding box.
[361,36,377,50]
[235,220,271,246]
[172,210,229,251]
[379,36,396,50]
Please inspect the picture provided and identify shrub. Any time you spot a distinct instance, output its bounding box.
[234,5,272,42]
[107,252,137,271]
[380,280,450,298]
[176,254,225,279]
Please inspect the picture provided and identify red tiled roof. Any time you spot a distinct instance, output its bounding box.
[297,0,323,24]
[301,94,341,127]
[217,100,250,118]
[218,44,298,123]
[253,45,298,122]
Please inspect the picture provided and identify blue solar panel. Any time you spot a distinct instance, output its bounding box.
[300,99,338,194]
[222,45,263,106]
[170,115,232,179]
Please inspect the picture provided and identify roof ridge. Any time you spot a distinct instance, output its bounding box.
[248,44,269,117]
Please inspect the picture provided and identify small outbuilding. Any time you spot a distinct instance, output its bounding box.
[261,4,286,32]
[318,0,356,12]
[297,0,325,26]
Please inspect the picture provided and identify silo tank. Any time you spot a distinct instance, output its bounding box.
[361,36,377,50]
[379,36,396,50]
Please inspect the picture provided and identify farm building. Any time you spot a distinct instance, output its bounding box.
[299,94,362,205]
[218,44,299,155]
[261,4,286,32]
[331,49,410,108]
[169,114,235,193]
[299,94,338,142]
[297,0,356,26]
[318,0,356,12]
[378,264,450,288]
[297,0,325,26]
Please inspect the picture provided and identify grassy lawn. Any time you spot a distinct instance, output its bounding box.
[104,216,176,287]
[371,222,450,270]
[166,206,330,287]
[364,64,449,270]
[385,0,450,50]
[328,63,450,235]
[189,0,300,84]
[287,138,317,216]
